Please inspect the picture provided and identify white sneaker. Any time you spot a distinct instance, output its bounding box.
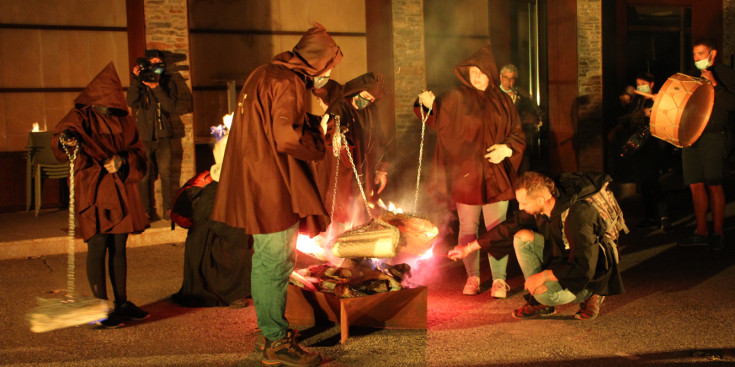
[490,279,510,299]
[462,276,480,295]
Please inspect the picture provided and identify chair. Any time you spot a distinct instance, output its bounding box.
[25,131,70,216]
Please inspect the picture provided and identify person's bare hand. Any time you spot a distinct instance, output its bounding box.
[524,271,548,295]
[142,81,159,89]
[701,69,718,86]
[132,65,141,76]
[418,90,435,109]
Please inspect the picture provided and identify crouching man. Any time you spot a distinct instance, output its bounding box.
[448,171,624,320]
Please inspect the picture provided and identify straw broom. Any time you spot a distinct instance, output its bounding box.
[26,141,109,333]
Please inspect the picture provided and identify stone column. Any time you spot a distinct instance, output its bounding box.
[143,0,195,211]
[392,0,427,144]
[576,0,604,172]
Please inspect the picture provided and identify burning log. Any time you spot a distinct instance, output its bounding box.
[331,219,400,258]
[330,212,438,260]
[289,260,410,298]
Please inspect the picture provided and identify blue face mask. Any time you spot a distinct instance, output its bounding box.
[313,76,329,89]
[636,84,651,94]
[352,94,371,109]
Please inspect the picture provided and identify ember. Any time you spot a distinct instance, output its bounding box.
[289,259,411,298]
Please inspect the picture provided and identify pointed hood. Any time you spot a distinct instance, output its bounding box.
[453,43,500,89]
[73,62,129,115]
[342,72,385,101]
[272,23,343,77]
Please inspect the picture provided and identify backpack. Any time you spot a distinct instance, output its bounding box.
[561,181,629,267]
[170,171,214,229]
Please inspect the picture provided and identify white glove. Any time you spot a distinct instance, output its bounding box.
[418,90,435,109]
[320,114,330,136]
[485,144,513,164]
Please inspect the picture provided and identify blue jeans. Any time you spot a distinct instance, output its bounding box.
[513,232,590,306]
[251,222,298,341]
[456,201,509,280]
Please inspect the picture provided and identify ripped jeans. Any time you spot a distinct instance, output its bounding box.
[513,232,590,306]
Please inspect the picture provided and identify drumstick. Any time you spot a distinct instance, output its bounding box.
[633,90,656,99]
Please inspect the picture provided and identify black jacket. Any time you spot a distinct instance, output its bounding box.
[477,172,625,296]
[126,73,178,141]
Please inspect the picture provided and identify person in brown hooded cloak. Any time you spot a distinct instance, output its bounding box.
[210,23,341,367]
[52,62,150,327]
[315,72,388,227]
[416,43,525,297]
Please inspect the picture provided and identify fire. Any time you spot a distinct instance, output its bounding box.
[418,245,434,260]
[222,112,233,129]
[296,234,327,261]
[32,122,40,132]
[377,199,403,214]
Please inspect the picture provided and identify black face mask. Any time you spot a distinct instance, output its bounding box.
[352,94,371,109]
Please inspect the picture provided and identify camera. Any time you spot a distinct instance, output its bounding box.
[136,57,166,83]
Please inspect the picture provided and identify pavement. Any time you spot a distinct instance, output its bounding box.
[0,170,734,366]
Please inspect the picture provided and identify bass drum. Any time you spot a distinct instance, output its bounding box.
[649,73,714,148]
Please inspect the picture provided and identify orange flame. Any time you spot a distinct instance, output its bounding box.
[32,122,40,132]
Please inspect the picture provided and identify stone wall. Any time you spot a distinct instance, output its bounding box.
[144,0,195,208]
[576,0,604,172]
[392,0,427,139]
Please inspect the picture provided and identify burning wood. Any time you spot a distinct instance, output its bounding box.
[330,211,438,259]
[289,259,411,298]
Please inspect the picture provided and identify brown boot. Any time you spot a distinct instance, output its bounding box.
[262,330,321,366]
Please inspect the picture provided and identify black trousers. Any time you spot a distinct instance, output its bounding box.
[140,138,173,217]
[86,233,128,303]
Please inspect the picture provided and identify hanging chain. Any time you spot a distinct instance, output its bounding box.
[61,140,79,298]
[342,131,372,219]
[329,114,373,220]
[330,115,341,218]
[414,97,432,213]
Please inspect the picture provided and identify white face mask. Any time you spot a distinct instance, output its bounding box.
[636,84,651,94]
[695,52,711,70]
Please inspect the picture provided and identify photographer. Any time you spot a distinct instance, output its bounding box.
[126,49,179,221]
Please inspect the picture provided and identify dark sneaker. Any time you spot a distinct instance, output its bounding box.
[262,330,320,367]
[711,234,725,251]
[678,231,709,247]
[97,314,125,329]
[660,217,673,233]
[114,301,150,321]
[512,302,556,319]
[575,294,605,320]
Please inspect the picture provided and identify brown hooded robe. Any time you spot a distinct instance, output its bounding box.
[416,44,525,207]
[52,62,149,241]
[315,72,387,224]
[211,23,343,237]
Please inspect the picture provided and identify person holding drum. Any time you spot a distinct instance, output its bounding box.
[610,72,672,233]
[678,38,735,251]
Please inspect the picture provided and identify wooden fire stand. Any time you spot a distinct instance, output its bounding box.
[285,284,427,344]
